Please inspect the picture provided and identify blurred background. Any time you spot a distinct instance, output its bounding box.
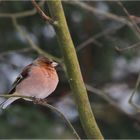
[0,0,140,139]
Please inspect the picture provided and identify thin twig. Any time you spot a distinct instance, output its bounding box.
[115,42,140,52]
[117,3,140,109]
[86,84,140,121]
[76,24,123,52]
[31,0,57,26]
[40,103,80,139]
[76,35,102,52]
[0,1,45,18]
[118,1,140,40]
[0,48,32,58]
[12,17,62,64]
[129,72,140,109]
[86,84,119,108]
[130,15,140,24]
[0,94,80,139]
[65,1,133,26]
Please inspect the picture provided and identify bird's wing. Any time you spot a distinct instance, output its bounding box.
[8,64,32,94]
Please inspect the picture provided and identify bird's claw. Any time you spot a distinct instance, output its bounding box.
[33,98,47,104]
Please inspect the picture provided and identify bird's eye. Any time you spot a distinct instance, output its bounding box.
[49,61,53,65]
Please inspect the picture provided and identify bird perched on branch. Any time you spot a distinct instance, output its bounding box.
[1,56,59,109]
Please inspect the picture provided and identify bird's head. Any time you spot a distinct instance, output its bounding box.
[34,56,58,68]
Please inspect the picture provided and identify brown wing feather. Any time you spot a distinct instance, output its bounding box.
[8,64,32,94]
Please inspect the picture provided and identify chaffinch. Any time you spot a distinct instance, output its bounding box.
[1,56,59,109]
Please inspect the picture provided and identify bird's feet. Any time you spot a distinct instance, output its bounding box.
[33,98,47,105]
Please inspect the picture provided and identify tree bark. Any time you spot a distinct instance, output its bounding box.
[47,1,104,139]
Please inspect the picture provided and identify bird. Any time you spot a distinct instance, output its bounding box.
[1,56,59,109]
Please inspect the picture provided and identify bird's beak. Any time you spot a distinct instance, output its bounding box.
[52,62,58,67]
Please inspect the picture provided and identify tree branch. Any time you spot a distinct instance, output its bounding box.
[115,42,140,52]
[31,0,57,26]
[12,17,62,64]
[65,1,133,26]
[118,1,140,40]
[47,1,103,139]
[76,24,124,52]
[0,48,32,59]
[86,84,140,122]
[0,1,45,18]
[0,94,80,139]
[129,72,140,109]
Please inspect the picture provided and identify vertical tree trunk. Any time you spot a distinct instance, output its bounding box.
[47,1,104,139]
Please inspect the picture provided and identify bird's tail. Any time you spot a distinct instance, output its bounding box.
[0,97,20,109]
